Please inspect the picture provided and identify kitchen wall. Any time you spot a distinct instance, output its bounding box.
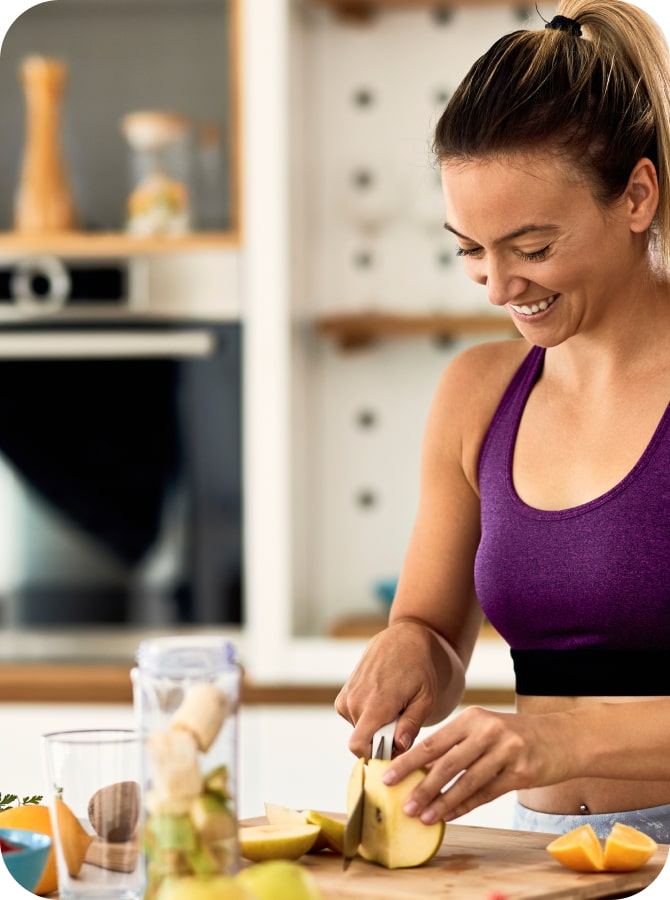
[289,3,555,637]
[0,0,231,231]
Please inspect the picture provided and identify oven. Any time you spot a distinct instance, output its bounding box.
[0,255,242,628]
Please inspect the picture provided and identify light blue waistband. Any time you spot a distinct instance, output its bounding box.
[514,799,670,843]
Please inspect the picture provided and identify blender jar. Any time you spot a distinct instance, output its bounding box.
[121,111,192,236]
[132,636,241,898]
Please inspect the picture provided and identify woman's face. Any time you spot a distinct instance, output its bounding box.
[440,152,652,345]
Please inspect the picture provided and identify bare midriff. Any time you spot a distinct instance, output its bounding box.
[516,694,670,815]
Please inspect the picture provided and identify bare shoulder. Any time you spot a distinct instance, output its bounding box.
[426,338,532,490]
[443,338,531,400]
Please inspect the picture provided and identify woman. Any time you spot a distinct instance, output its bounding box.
[335,0,670,841]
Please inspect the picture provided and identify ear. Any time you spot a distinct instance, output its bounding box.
[625,157,659,233]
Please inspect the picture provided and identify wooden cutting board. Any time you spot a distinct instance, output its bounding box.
[243,816,668,900]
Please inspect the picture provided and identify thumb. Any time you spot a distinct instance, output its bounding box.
[393,709,423,756]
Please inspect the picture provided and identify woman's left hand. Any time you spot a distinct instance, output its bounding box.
[380,705,575,824]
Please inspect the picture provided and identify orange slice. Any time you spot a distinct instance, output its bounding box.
[546,824,604,872]
[603,822,658,872]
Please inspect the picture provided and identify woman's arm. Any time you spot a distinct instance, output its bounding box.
[382,697,670,824]
[335,342,522,758]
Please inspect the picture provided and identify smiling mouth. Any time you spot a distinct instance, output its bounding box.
[510,294,557,317]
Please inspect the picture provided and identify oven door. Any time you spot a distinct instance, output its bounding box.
[0,320,242,628]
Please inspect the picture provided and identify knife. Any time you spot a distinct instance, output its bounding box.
[343,718,398,871]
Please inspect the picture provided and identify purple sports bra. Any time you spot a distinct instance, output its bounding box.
[474,345,670,695]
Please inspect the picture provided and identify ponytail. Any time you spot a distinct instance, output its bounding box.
[434,0,670,263]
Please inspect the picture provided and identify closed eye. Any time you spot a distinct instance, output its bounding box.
[519,245,551,262]
[455,245,482,258]
[455,244,552,262]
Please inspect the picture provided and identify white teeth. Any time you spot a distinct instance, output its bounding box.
[513,295,556,316]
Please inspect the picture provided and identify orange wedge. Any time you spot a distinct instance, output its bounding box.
[603,822,658,872]
[546,824,604,872]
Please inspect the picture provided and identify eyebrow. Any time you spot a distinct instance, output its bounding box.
[443,222,560,245]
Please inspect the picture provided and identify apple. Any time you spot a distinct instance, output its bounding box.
[156,875,255,900]
[239,824,320,862]
[346,757,444,868]
[236,860,323,900]
[263,802,342,853]
[304,810,345,854]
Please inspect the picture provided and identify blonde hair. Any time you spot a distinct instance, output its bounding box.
[434,0,670,263]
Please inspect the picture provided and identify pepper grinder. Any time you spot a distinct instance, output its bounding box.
[14,55,78,233]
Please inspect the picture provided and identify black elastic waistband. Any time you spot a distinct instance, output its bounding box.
[511,648,670,696]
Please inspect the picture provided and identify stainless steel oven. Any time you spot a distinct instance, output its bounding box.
[0,256,242,627]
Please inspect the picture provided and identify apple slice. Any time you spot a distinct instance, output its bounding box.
[264,802,330,852]
[239,824,320,862]
[350,758,444,868]
[305,810,345,854]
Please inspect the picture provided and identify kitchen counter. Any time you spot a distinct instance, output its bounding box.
[243,817,669,899]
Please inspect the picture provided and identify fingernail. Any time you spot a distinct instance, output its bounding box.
[403,800,418,816]
[395,732,411,752]
[420,809,438,825]
[382,769,398,785]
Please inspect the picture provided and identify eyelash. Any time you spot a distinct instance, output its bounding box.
[455,245,552,262]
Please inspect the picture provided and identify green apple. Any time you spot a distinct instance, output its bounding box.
[236,860,323,900]
[348,758,445,868]
[239,824,320,862]
[156,875,255,900]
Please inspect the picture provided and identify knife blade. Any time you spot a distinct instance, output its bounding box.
[343,718,398,870]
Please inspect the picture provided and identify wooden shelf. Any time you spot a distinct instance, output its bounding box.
[316,310,518,349]
[315,0,521,18]
[0,230,241,259]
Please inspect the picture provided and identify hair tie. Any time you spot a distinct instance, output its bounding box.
[545,15,583,37]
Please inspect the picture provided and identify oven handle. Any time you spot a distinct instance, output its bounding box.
[0,330,217,359]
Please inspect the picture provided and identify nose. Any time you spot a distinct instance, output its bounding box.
[471,256,529,308]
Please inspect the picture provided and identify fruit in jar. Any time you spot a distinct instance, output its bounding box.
[236,859,324,899]
[346,757,444,868]
[143,682,238,898]
[239,824,320,862]
[171,683,231,753]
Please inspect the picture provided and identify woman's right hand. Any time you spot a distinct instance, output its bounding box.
[334,620,449,759]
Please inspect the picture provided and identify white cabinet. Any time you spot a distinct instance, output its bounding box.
[240,0,531,687]
[0,702,516,827]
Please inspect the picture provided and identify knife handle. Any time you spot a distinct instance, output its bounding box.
[372,718,398,760]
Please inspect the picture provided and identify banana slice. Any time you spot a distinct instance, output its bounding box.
[171,683,230,753]
[147,729,203,800]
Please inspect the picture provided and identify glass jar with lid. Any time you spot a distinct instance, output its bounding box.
[121,111,193,236]
[131,636,241,896]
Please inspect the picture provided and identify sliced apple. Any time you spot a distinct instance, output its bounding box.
[348,757,444,869]
[264,802,330,852]
[264,802,309,828]
[239,823,320,862]
[305,810,345,854]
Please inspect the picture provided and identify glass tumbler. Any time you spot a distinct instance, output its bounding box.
[131,636,241,899]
